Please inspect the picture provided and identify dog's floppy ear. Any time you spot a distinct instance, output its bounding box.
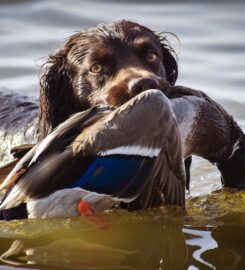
[157,33,178,85]
[38,47,79,141]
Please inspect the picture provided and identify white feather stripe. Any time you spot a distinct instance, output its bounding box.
[29,133,56,165]
[98,145,161,158]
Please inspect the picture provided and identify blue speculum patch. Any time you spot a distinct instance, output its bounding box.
[69,156,154,196]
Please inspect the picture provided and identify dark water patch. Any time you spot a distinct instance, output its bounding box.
[0,40,62,58]
[103,0,245,3]
[0,88,38,165]
[0,2,101,29]
[0,0,32,5]
[226,78,245,88]
[202,44,245,54]
[0,204,244,269]
[24,8,101,29]
[0,68,35,80]
[0,88,38,130]
[202,226,245,270]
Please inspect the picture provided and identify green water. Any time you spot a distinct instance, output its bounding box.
[0,152,244,270]
[1,154,244,270]
[0,188,245,270]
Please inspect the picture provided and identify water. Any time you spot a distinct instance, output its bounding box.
[0,0,245,269]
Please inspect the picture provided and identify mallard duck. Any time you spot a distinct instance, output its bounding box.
[0,89,243,220]
[0,90,186,219]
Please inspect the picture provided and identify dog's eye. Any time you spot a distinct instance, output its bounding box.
[90,63,102,73]
[147,51,158,62]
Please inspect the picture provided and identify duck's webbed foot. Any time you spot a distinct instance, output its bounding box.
[77,200,93,216]
[77,200,109,228]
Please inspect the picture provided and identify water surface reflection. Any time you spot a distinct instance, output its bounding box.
[0,203,245,270]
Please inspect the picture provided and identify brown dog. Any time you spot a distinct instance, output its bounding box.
[38,20,179,140]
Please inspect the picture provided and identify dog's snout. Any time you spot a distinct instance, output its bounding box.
[128,77,160,95]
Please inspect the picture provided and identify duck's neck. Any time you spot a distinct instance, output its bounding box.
[217,121,245,189]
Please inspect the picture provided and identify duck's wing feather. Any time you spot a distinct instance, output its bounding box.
[0,90,186,210]
[0,160,18,184]
[123,96,186,210]
[0,106,110,192]
[71,89,186,206]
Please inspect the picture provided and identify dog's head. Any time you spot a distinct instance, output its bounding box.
[38,20,178,139]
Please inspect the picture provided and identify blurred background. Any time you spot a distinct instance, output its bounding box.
[0,0,245,120]
[0,0,245,190]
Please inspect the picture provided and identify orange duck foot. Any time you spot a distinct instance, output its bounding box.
[77,200,109,228]
[77,200,94,217]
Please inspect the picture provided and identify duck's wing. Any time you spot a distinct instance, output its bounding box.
[71,89,186,207]
[0,106,110,192]
[0,160,18,184]
[122,93,186,210]
[0,90,186,210]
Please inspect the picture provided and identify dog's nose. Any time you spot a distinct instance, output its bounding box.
[128,77,160,95]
